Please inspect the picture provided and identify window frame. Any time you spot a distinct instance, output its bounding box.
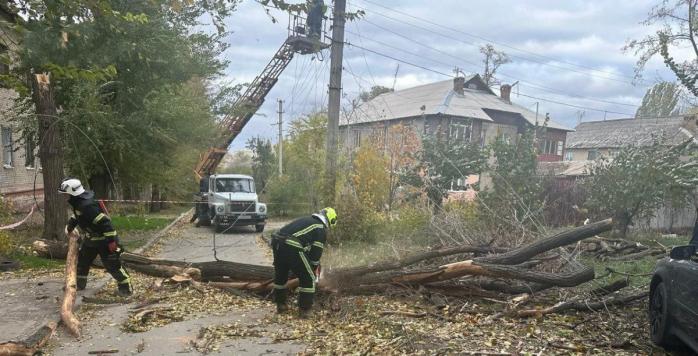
[2,126,13,168]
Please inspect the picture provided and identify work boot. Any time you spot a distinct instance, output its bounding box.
[298,308,312,319]
[76,278,87,291]
[117,284,133,297]
[276,303,289,314]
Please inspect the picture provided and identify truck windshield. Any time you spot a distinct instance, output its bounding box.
[214,178,255,193]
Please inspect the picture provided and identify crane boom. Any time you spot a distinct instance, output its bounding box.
[194,30,328,180]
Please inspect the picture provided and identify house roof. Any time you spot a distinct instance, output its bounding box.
[340,76,573,131]
[538,160,594,177]
[566,116,697,149]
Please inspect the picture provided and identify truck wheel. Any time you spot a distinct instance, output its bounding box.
[255,224,265,233]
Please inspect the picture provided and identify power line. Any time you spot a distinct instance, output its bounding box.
[342,42,654,119]
[354,0,643,84]
[347,21,639,109]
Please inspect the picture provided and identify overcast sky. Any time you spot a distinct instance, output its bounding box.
[218,0,678,150]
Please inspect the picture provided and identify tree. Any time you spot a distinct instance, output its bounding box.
[480,44,511,86]
[383,123,420,211]
[359,85,393,102]
[266,113,327,213]
[402,134,486,212]
[480,129,545,229]
[3,0,234,239]
[350,144,389,211]
[246,137,276,192]
[636,82,683,118]
[624,0,698,96]
[583,138,698,237]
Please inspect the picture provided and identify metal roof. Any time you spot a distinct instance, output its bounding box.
[566,116,697,149]
[340,76,573,131]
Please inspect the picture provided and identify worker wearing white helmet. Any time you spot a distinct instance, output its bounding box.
[59,178,133,297]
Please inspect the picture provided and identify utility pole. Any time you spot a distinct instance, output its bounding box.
[325,0,346,205]
[277,99,284,176]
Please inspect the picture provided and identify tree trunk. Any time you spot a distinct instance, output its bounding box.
[88,173,110,199]
[33,74,66,241]
[60,233,80,337]
[149,184,160,213]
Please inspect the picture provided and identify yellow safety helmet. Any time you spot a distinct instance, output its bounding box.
[320,207,337,228]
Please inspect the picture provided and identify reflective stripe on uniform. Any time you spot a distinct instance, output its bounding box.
[284,238,304,249]
[298,251,315,290]
[93,213,106,224]
[89,236,105,241]
[118,267,131,285]
[292,224,324,238]
[103,231,117,237]
[298,287,315,293]
[273,283,287,290]
[312,241,324,249]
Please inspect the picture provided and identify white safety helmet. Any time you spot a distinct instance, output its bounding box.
[58,178,85,196]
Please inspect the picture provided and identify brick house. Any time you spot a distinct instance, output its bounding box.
[0,4,44,210]
[339,75,573,161]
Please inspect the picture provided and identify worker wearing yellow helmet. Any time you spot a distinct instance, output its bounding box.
[271,207,337,318]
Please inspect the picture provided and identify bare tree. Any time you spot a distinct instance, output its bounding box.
[624,0,698,97]
[480,44,511,86]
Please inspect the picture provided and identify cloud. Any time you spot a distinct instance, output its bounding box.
[216,0,681,150]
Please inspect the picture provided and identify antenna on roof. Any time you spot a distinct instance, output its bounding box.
[453,67,464,78]
[392,64,400,90]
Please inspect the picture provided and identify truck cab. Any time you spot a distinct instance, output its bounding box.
[201,174,267,233]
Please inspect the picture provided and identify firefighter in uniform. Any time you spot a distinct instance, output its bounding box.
[272,207,337,318]
[59,178,133,297]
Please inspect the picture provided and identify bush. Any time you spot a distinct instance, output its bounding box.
[332,191,386,243]
[0,231,14,256]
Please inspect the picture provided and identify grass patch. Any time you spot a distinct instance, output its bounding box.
[12,253,64,270]
[111,216,171,231]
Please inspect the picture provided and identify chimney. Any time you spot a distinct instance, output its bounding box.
[500,84,512,103]
[453,76,465,94]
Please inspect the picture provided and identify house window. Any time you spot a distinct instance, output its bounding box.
[587,149,599,160]
[449,121,472,143]
[353,129,362,147]
[556,141,564,156]
[564,151,573,161]
[25,134,35,168]
[539,139,562,155]
[2,126,13,167]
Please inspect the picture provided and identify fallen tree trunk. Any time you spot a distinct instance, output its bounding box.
[32,219,613,295]
[0,322,56,356]
[61,233,80,338]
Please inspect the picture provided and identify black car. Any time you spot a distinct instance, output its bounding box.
[649,244,698,352]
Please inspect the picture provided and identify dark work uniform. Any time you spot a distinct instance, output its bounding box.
[307,0,325,39]
[272,215,327,310]
[67,191,131,292]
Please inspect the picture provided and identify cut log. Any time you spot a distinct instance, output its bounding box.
[61,233,81,338]
[605,248,664,261]
[589,279,629,297]
[516,289,648,317]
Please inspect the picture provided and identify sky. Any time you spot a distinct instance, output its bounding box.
[217,0,679,150]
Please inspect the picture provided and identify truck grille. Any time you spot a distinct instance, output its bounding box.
[229,201,255,213]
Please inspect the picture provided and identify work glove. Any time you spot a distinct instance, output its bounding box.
[107,240,118,254]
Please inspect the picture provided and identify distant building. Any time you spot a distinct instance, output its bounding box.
[339,75,573,162]
[565,116,697,161]
[0,4,43,211]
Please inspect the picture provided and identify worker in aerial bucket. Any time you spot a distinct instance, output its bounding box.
[271,207,337,318]
[306,0,325,40]
[59,178,133,297]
